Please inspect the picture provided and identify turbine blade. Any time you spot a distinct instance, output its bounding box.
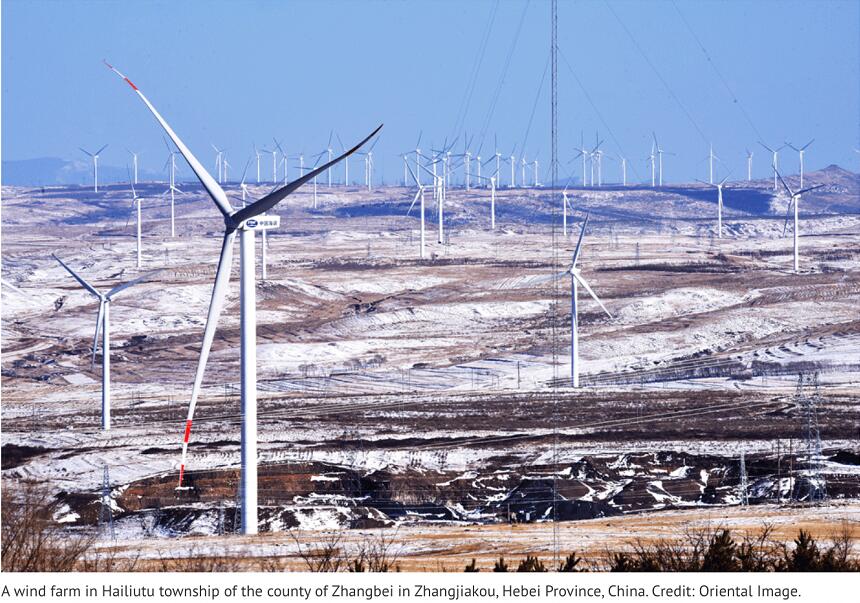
[796,184,825,196]
[801,138,815,151]
[234,124,383,223]
[407,189,421,215]
[572,213,590,266]
[104,61,233,217]
[405,159,419,186]
[775,169,793,197]
[53,254,101,298]
[574,273,612,318]
[96,144,109,156]
[178,230,237,486]
[107,268,164,299]
[782,196,794,238]
[92,300,104,369]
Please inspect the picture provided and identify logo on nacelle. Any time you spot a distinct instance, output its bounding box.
[240,215,281,231]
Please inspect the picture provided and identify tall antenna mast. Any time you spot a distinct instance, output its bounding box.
[550,0,560,569]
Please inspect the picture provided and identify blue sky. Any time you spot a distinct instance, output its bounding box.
[3,0,858,185]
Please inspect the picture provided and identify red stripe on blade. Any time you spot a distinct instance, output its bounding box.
[183,419,192,442]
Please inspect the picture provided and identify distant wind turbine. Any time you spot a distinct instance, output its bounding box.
[79,144,109,192]
[53,254,160,430]
[786,139,814,189]
[775,170,825,273]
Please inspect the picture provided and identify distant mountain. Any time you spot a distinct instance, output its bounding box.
[2,157,166,186]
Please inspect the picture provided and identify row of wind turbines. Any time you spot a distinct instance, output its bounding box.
[78,132,819,194]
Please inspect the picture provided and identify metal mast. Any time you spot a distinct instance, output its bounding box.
[550,0,560,569]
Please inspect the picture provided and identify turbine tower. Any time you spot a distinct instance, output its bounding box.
[106,60,381,535]
[79,145,109,192]
[746,149,753,182]
[53,254,158,430]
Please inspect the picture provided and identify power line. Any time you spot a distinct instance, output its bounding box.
[477,0,531,153]
[520,53,551,159]
[558,47,642,182]
[450,0,500,144]
[604,0,709,146]
[670,0,766,142]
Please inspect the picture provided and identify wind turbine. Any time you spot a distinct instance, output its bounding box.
[105,60,381,535]
[474,162,501,229]
[695,176,729,239]
[53,254,159,430]
[759,142,785,191]
[358,136,380,192]
[274,140,289,186]
[211,144,225,184]
[653,132,667,187]
[162,138,183,238]
[335,134,351,186]
[253,144,262,184]
[404,161,427,258]
[562,186,574,236]
[572,133,590,187]
[324,131,334,187]
[79,145,109,192]
[127,177,145,268]
[746,149,753,182]
[618,155,627,187]
[555,215,612,387]
[786,139,814,189]
[775,170,825,273]
[647,143,656,188]
[261,143,278,183]
[127,149,139,184]
[706,144,718,184]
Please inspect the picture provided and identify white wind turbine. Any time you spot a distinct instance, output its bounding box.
[336,133,352,186]
[706,144,718,184]
[775,170,824,273]
[647,142,656,188]
[127,149,139,184]
[79,145,109,192]
[746,149,753,182]
[211,144,225,184]
[474,162,501,230]
[162,138,183,238]
[261,143,278,184]
[759,142,785,191]
[562,185,574,236]
[695,176,729,239]
[552,214,612,387]
[106,60,381,535]
[786,139,814,188]
[572,134,590,187]
[652,132,669,187]
[404,161,427,258]
[127,177,145,268]
[618,155,627,187]
[53,253,160,430]
[253,144,262,184]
